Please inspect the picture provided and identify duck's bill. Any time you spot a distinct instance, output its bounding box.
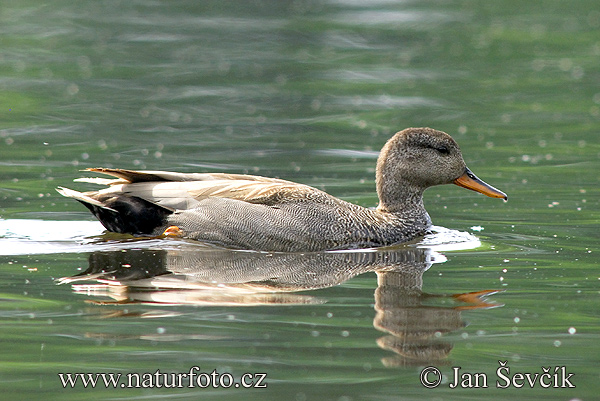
[453,168,507,200]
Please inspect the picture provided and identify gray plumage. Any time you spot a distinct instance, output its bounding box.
[57,127,506,251]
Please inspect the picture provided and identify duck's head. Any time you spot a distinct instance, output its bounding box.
[376,127,507,213]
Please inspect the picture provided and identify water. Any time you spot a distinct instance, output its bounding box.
[1,0,598,400]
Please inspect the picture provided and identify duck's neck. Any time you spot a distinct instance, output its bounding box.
[375,162,431,226]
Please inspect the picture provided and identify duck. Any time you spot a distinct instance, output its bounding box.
[57,127,507,252]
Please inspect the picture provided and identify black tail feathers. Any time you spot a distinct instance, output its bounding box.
[78,194,172,235]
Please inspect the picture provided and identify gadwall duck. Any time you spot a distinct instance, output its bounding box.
[57,127,506,251]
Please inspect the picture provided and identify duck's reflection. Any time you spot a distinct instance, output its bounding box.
[60,245,500,365]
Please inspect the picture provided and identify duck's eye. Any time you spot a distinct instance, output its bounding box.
[436,146,450,155]
[427,144,449,155]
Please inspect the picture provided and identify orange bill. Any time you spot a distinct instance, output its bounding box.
[453,168,507,200]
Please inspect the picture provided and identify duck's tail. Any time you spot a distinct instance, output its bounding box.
[56,187,172,235]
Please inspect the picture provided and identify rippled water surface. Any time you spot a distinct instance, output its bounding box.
[1,1,598,400]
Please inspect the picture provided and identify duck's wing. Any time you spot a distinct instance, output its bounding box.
[77,168,295,185]
[68,168,324,211]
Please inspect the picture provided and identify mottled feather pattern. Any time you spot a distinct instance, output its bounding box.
[57,129,506,251]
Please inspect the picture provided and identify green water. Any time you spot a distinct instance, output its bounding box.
[1,0,598,400]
